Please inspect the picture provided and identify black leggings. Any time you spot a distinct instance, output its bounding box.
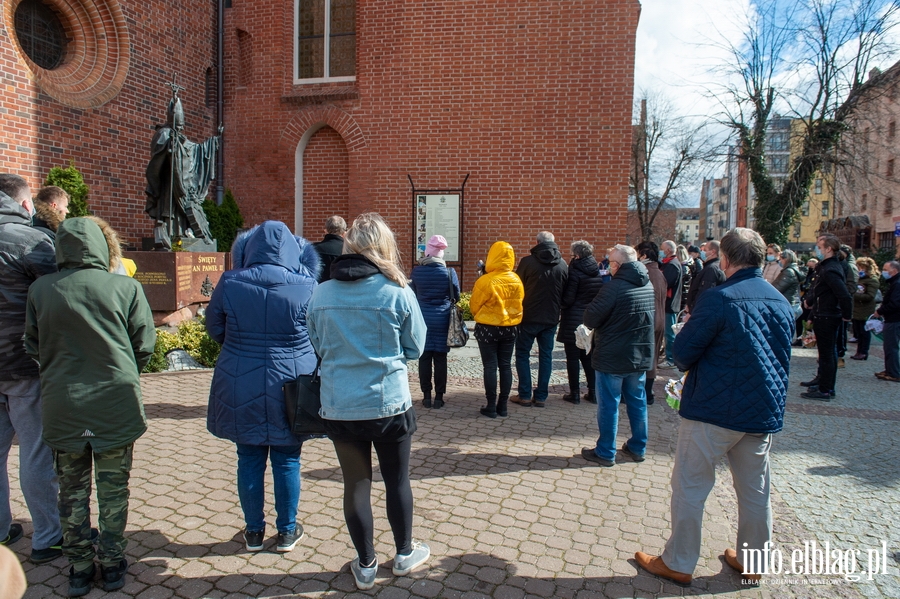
[332,437,413,564]
[563,342,594,393]
[419,351,448,394]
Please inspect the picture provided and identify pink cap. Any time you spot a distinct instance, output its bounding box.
[425,234,448,258]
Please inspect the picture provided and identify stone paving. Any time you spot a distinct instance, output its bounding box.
[6,332,900,598]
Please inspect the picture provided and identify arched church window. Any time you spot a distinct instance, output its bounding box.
[14,0,66,70]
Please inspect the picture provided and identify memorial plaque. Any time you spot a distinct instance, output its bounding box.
[124,251,230,311]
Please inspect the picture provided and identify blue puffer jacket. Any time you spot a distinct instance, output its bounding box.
[673,267,793,434]
[410,258,460,353]
[206,221,320,446]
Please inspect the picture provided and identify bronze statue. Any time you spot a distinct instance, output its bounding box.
[145,76,221,250]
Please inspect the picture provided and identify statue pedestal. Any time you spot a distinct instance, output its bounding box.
[124,251,231,312]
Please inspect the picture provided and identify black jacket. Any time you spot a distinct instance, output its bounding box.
[313,233,344,282]
[685,257,726,313]
[556,255,603,344]
[807,256,852,319]
[661,256,683,313]
[879,274,900,323]
[516,241,568,326]
[584,261,655,374]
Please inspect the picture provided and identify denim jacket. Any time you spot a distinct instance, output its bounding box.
[307,255,426,420]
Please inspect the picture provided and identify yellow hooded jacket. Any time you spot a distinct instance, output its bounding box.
[470,241,524,326]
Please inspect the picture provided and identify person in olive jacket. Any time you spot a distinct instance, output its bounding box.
[24,218,156,595]
[556,240,603,405]
[850,257,880,361]
[580,244,654,468]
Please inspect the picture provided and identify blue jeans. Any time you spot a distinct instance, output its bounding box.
[515,323,558,401]
[236,443,301,533]
[884,321,900,378]
[0,378,61,550]
[665,312,677,361]
[593,371,648,461]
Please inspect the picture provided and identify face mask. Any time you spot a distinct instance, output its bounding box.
[883,271,892,280]
[766,255,776,262]
[814,247,825,260]
[699,251,707,261]
[859,270,866,278]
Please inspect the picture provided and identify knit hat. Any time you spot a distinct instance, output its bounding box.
[425,234,448,258]
[688,245,701,254]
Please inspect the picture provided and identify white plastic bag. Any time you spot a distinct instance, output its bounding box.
[575,324,594,352]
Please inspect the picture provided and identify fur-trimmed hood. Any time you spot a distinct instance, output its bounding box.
[230,221,321,279]
[84,216,124,273]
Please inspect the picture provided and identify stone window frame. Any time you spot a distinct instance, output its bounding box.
[293,0,356,85]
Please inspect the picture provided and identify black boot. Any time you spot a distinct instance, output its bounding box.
[496,397,508,417]
[562,389,581,404]
[422,392,432,408]
[433,393,444,409]
[583,391,596,404]
[480,397,497,418]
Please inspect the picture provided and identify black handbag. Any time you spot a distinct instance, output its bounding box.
[283,360,327,436]
[446,270,469,348]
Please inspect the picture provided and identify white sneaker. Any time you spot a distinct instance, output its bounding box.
[350,557,377,590]
[392,540,430,576]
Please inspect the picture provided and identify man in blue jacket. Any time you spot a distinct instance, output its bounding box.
[634,228,793,587]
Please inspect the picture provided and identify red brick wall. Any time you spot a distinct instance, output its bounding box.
[224,0,640,288]
[0,0,216,248]
[302,126,350,240]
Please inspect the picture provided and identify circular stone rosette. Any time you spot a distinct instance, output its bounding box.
[5,0,131,108]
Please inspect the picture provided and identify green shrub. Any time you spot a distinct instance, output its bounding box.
[143,318,221,373]
[457,292,473,320]
[45,160,90,216]
[202,188,244,252]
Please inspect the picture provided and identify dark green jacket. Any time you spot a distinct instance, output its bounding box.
[24,218,156,452]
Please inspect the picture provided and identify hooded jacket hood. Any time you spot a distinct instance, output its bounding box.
[613,260,650,287]
[231,221,321,279]
[331,254,381,281]
[56,218,110,271]
[571,254,600,277]
[485,241,515,273]
[530,241,562,265]
[0,191,31,226]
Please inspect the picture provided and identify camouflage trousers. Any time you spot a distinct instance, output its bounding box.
[53,444,133,572]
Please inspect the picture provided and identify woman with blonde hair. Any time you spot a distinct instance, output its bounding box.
[851,257,880,360]
[307,213,429,591]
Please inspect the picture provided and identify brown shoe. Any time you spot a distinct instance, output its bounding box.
[878,374,900,382]
[634,552,692,587]
[875,371,887,378]
[509,395,532,406]
[724,548,761,582]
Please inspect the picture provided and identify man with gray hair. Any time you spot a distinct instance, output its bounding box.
[313,215,348,282]
[512,231,568,407]
[0,174,63,562]
[580,244,654,467]
[635,228,793,587]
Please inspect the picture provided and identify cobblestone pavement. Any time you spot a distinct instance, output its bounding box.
[7,331,899,598]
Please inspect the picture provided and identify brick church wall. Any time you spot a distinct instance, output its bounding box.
[0,0,217,247]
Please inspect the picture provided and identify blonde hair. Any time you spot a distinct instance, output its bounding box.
[343,213,408,286]
[857,256,879,278]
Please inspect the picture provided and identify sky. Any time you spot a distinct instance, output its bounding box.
[634,0,900,205]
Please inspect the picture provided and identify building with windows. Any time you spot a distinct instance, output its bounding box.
[834,61,900,256]
[1,0,641,285]
[699,176,730,241]
[675,207,700,245]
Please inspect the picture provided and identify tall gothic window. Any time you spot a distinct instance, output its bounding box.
[296,0,356,82]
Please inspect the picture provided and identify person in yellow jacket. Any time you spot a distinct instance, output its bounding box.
[470,241,524,418]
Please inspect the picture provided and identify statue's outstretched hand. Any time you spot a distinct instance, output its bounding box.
[218,125,225,135]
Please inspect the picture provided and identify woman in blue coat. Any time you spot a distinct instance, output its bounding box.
[206,221,320,554]
[409,235,460,409]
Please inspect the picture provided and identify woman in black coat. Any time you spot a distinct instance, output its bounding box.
[556,240,604,404]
